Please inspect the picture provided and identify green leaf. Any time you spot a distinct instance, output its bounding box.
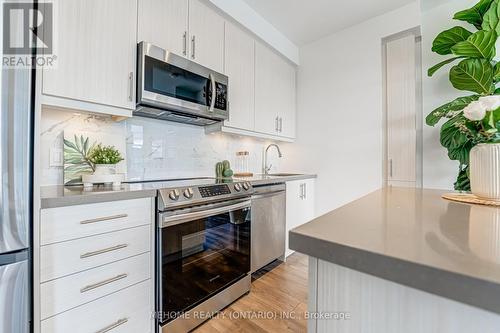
[426,95,480,126]
[428,57,464,77]
[440,116,469,150]
[63,139,78,151]
[432,26,473,55]
[455,0,494,29]
[454,166,471,191]
[494,62,500,81]
[448,140,474,165]
[449,58,495,94]
[451,30,497,59]
[483,0,500,33]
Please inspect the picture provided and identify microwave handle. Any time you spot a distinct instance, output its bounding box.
[208,73,216,112]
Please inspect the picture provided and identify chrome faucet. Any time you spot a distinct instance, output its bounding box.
[263,144,283,175]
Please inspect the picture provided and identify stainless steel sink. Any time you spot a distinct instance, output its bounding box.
[267,173,302,177]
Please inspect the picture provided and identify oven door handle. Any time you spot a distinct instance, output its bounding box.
[159,200,251,228]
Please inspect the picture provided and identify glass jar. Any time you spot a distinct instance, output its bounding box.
[235,151,250,174]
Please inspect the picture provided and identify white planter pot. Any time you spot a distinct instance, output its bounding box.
[93,164,116,176]
[470,143,500,200]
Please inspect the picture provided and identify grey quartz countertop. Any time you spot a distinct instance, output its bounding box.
[289,187,500,315]
[40,174,317,209]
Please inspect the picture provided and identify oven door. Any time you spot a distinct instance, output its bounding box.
[158,199,251,324]
[137,42,228,121]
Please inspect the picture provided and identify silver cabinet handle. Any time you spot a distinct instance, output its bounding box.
[191,35,196,59]
[303,183,307,199]
[275,116,279,132]
[95,318,129,333]
[299,184,304,199]
[80,273,128,293]
[182,31,187,56]
[80,214,128,225]
[389,159,393,178]
[279,117,283,133]
[128,72,134,102]
[80,244,129,259]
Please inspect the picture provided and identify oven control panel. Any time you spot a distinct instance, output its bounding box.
[199,184,231,198]
[158,182,254,210]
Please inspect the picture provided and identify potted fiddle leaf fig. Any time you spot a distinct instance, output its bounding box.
[427,0,500,198]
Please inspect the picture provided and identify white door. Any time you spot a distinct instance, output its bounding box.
[255,42,281,136]
[385,34,418,187]
[137,0,188,57]
[224,21,255,131]
[43,0,137,110]
[188,0,225,73]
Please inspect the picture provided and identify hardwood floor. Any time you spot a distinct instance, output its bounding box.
[194,253,308,333]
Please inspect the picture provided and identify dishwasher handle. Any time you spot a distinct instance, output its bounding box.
[252,190,286,200]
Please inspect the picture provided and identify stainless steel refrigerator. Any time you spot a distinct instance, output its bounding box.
[0,0,34,332]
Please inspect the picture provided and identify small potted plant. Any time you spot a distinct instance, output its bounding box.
[88,144,124,175]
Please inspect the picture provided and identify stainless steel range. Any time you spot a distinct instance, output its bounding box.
[156,179,253,333]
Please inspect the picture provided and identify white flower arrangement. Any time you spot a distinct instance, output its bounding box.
[463,95,500,121]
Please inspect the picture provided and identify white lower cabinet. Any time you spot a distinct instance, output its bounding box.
[38,198,154,333]
[286,179,315,257]
[41,280,152,333]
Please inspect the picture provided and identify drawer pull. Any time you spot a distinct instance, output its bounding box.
[80,273,128,293]
[80,244,129,259]
[95,318,129,333]
[80,214,128,225]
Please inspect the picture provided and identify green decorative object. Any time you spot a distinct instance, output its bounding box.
[223,169,234,178]
[215,162,224,178]
[88,144,124,165]
[427,0,500,191]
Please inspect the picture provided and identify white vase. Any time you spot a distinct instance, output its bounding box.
[470,143,500,200]
[93,164,116,176]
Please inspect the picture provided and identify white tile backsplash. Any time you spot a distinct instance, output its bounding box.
[40,107,283,185]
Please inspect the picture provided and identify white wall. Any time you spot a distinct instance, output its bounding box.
[283,2,421,217]
[421,0,476,189]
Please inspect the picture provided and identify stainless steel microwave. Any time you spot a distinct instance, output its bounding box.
[135,42,229,126]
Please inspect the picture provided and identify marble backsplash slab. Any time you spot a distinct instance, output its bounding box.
[40,107,283,186]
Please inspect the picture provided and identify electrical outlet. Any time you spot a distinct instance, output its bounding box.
[49,148,63,167]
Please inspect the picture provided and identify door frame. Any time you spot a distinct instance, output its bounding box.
[381,27,423,188]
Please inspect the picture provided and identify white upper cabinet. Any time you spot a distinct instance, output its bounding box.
[255,42,297,139]
[137,0,224,73]
[42,0,137,112]
[188,0,225,73]
[280,63,297,139]
[224,21,255,131]
[255,41,282,136]
[137,0,189,57]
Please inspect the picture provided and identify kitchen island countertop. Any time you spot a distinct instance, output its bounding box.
[290,187,500,315]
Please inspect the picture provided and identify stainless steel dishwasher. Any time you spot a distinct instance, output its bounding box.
[251,183,286,273]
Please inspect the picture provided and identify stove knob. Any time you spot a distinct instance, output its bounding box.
[183,188,194,198]
[234,183,241,192]
[169,189,180,201]
[243,182,250,191]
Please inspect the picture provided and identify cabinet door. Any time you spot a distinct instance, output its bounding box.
[188,0,225,73]
[224,21,255,131]
[255,42,281,135]
[43,0,137,110]
[285,180,302,257]
[280,63,297,138]
[137,0,188,57]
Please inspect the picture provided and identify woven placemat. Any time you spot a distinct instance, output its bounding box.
[442,193,500,207]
